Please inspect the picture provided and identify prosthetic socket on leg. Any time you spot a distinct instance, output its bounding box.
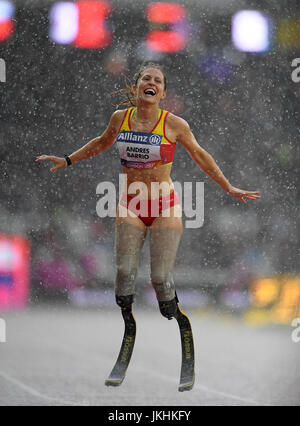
[158,296,179,320]
[115,222,146,299]
[116,294,134,311]
[150,227,181,318]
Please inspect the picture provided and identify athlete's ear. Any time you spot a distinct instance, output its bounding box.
[161,90,167,100]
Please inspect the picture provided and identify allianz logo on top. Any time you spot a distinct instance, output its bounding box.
[117,131,162,146]
[149,134,161,145]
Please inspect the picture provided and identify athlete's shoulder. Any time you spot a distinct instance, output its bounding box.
[111,108,128,122]
[165,111,189,128]
[109,108,129,131]
[165,112,191,141]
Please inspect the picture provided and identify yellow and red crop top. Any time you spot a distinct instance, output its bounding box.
[116,107,176,169]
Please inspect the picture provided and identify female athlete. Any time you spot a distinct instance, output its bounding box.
[36,63,260,391]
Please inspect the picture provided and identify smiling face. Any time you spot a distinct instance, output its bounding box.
[133,67,167,106]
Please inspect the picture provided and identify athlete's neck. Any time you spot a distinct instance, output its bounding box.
[133,105,160,124]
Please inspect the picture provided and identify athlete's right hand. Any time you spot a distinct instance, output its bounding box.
[35,155,67,173]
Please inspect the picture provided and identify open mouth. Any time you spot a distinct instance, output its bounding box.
[144,89,156,96]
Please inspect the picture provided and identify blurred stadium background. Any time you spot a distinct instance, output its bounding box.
[0,0,299,326]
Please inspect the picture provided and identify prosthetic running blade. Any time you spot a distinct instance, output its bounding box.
[176,306,195,392]
[105,309,136,387]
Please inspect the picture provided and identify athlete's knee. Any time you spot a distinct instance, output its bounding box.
[116,262,137,285]
[158,297,178,320]
[152,272,176,302]
[115,222,145,299]
[115,257,138,296]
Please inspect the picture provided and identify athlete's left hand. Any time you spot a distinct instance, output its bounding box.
[227,186,260,203]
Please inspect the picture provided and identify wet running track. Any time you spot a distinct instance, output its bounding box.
[0,307,299,406]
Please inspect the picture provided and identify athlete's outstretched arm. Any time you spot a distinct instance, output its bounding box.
[36,110,124,172]
[171,115,260,203]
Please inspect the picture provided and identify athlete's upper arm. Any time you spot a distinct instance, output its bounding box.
[167,113,209,160]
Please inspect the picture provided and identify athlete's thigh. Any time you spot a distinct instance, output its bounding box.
[115,204,147,255]
[149,207,182,274]
[150,205,183,233]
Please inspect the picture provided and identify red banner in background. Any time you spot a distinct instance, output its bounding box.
[74,0,112,49]
[0,0,15,42]
[146,2,188,52]
[0,234,30,310]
